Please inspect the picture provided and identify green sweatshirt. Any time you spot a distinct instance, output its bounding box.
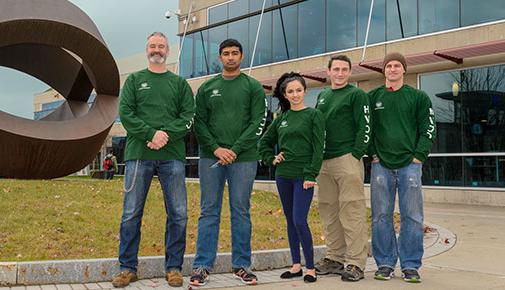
[258,108,325,182]
[368,84,436,169]
[119,69,195,161]
[194,73,267,162]
[316,84,371,160]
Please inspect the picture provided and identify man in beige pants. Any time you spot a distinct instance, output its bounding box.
[314,55,371,282]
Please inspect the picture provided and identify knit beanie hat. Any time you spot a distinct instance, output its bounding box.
[382,52,407,73]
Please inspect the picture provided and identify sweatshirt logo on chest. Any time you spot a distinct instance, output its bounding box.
[138,82,151,91]
[318,98,325,105]
[375,101,385,110]
[210,89,222,98]
[280,120,288,128]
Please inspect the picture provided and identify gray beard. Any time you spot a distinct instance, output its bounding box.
[149,55,165,64]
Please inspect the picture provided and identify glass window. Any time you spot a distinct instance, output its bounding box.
[207,25,227,74]
[298,0,325,57]
[358,0,386,45]
[420,64,505,153]
[194,31,210,77]
[228,18,250,68]
[272,5,298,62]
[208,3,228,25]
[228,0,249,18]
[249,12,272,66]
[249,0,273,12]
[419,71,462,153]
[179,33,194,78]
[461,0,505,26]
[326,0,357,51]
[386,0,417,40]
[419,0,459,34]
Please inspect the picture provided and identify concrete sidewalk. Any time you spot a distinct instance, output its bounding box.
[227,203,505,290]
[2,203,504,289]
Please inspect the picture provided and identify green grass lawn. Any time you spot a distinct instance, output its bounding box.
[0,178,377,261]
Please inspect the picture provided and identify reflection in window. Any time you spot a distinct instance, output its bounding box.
[208,2,228,25]
[194,31,209,77]
[326,0,357,51]
[272,5,298,62]
[420,64,505,154]
[249,12,272,66]
[461,0,505,26]
[298,0,325,57]
[419,0,459,34]
[358,0,385,45]
[386,0,417,40]
[207,25,227,74]
[180,33,194,78]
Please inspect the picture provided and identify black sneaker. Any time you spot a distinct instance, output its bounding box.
[341,264,364,282]
[233,268,258,285]
[402,269,421,283]
[189,267,210,286]
[374,266,395,280]
[315,258,344,275]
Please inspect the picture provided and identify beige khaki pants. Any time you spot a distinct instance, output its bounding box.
[316,153,368,269]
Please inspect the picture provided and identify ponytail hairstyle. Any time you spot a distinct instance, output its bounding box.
[273,72,307,113]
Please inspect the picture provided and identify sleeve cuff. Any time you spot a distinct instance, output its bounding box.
[145,128,157,142]
[210,144,220,154]
[414,152,427,162]
[351,150,363,160]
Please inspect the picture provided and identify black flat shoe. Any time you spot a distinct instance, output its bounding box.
[303,274,317,283]
[280,269,303,279]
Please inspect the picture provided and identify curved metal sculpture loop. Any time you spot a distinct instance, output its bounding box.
[0,0,119,179]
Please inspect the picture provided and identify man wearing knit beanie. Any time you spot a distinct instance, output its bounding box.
[382,52,407,73]
[368,52,436,283]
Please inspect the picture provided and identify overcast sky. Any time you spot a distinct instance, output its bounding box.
[0,0,179,119]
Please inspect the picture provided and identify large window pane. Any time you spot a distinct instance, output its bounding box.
[326,0,357,51]
[386,0,417,40]
[249,0,273,12]
[461,0,505,26]
[194,31,209,77]
[208,3,228,25]
[419,0,459,34]
[420,72,462,153]
[464,156,505,187]
[249,12,272,66]
[229,0,249,18]
[207,25,227,74]
[420,64,505,154]
[358,0,386,45]
[298,0,325,57]
[272,5,298,62]
[179,34,193,78]
[228,19,250,68]
[459,66,505,152]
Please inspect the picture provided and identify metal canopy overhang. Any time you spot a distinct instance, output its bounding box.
[258,39,505,90]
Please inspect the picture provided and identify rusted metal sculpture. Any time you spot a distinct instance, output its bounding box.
[0,0,119,179]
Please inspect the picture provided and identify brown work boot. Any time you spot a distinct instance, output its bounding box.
[112,270,138,288]
[166,270,184,287]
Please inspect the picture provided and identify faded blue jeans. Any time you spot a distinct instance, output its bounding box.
[371,162,424,271]
[118,160,187,273]
[193,158,257,270]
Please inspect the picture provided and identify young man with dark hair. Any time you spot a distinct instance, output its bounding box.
[369,52,436,283]
[314,54,370,282]
[112,32,195,288]
[190,38,267,287]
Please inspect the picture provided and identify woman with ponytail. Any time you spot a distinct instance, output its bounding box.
[258,72,325,283]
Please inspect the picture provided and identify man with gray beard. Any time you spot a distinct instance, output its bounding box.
[112,32,195,288]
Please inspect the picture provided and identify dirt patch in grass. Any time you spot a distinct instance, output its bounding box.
[0,178,397,261]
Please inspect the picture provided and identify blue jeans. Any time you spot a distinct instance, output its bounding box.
[193,158,257,270]
[119,160,188,272]
[371,162,424,270]
[275,177,315,269]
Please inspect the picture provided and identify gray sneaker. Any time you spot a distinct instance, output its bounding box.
[315,258,344,275]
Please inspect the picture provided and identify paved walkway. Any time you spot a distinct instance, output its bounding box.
[2,203,505,290]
